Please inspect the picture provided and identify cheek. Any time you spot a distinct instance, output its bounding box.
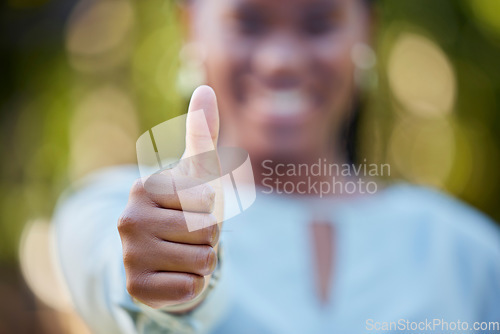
[203,36,249,110]
[317,37,356,90]
[204,54,243,138]
[314,37,357,117]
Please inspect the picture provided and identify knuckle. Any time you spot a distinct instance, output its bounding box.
[130,178,146,196]
[126,273,149,298]
[122,244,140,267]
[117,209,138,235]
[145,172,176,198]
[126,278,139,297]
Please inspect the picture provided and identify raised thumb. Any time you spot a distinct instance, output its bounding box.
[184,85,220,158]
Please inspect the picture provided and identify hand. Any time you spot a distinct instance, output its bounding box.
[118,85,223,310]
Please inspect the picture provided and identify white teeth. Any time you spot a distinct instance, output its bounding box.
[268,90,308,115]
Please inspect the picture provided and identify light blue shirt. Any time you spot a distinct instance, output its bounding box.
[54,165,500,333]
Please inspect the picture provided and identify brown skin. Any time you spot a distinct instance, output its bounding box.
[119,0,372,310]
[118,86,223,310]
[192,0,372,182]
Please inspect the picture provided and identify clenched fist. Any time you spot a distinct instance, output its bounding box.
[118,86,223,311]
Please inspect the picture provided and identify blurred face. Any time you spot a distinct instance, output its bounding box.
[190,0,371,163]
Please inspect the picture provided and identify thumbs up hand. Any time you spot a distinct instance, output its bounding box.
[118,86,223,310]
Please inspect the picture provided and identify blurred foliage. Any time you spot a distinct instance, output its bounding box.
[0,0,499,264]
[363,0,500,219]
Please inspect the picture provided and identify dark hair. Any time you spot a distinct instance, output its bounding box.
[344,98,362,164]
[345,0,376,165]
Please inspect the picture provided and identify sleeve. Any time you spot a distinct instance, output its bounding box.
[481,234,500,329]
[53,165,230,334]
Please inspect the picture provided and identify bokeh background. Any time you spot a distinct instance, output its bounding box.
[0,0,499,332]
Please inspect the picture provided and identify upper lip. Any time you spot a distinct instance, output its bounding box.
[261,76,302,90]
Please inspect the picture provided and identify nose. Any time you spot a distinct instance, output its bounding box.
[253,33,307,87]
